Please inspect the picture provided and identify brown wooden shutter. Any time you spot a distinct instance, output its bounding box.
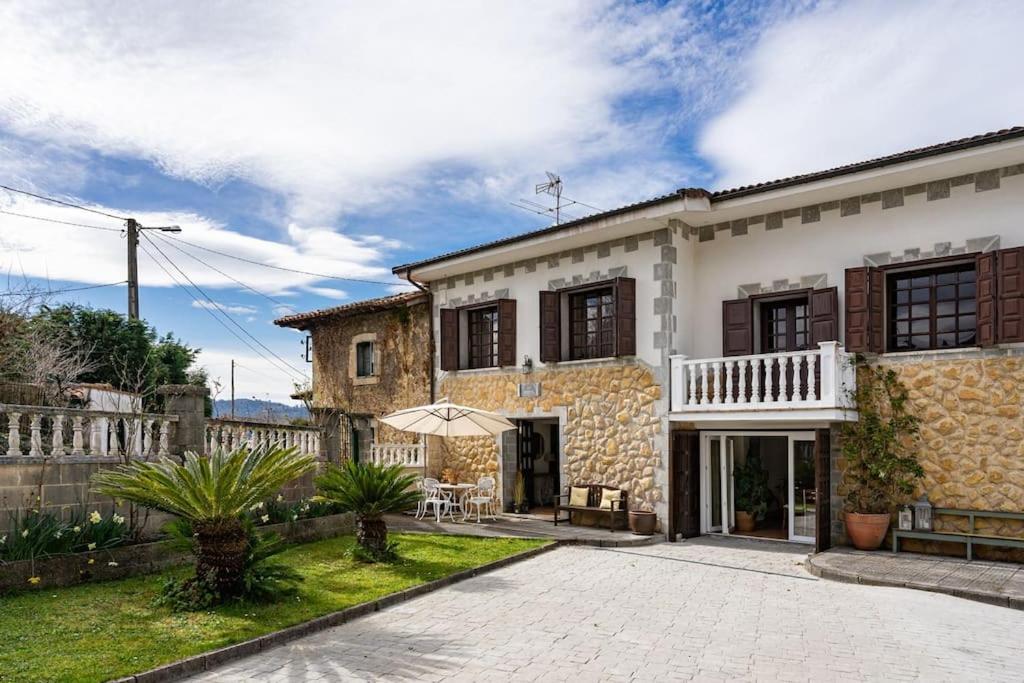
[997,247,1024,343]
[814,428,832,553]
[497,299,517,366]
[614,277,636,357]
[976,251,997,346]
[809,286,839,344]
[439,308,458,371]
[869,268,884,352]
[844,267,883,353]
[670,430,700,541]
[722,298,753,356]
[539,290,561,363]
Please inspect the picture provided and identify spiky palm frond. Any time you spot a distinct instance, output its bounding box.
[314,460,421,517]
[91,446,317,523]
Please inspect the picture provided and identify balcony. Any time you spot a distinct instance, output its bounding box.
[669,341,857,424]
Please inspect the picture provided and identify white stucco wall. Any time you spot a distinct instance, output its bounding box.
[431,228,683,374]
[688,173,1024,359]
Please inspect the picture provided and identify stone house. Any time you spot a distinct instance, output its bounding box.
[389,127,1024,554]
[274,291,432,468]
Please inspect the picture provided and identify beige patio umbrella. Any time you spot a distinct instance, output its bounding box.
[379,398,515,437]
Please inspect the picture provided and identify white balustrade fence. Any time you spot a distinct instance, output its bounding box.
[368,442,425,468]
[669,341,855,413]
[205,420,320,457]
[0,404,176,459]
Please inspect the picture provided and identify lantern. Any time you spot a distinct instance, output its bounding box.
[898,505,913,531]
[913,494,933,531]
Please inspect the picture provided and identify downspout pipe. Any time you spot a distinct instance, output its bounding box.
[400,268,436,404]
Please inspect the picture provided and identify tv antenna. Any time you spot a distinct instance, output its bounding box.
[510,172,603,226]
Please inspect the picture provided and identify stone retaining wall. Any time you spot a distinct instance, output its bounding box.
[435,361,665,517]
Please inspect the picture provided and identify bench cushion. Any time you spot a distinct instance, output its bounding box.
[599,489,621,510]
[569,486,589,507]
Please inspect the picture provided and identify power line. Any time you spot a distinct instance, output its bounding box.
[148,231,295,310]
[0,184,129,221]
[46,280,128,295]
[159,232,416,287]
[0,208,125,232]
[140,233,309,382]
[139,239,306,385]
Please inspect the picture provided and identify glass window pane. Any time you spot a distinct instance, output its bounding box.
[959,282,976,299]
[937,333,956,348]
[959,299,976,314]
[896,290,910,304]
[959,331,977,345]
[911,288,930,303]
[912,304,929,318]
[936,285,955,301]
[936,271,957,285]
[937,301,955,316]
[912,319,930,334]
[936,317,955,333]
[911,335,930,349]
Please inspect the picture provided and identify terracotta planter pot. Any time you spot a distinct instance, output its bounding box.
[628,510,657,535]
[845,512,891,550]
[736,511,756,533]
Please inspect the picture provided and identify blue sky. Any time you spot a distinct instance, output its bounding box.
[1,0,1022,402]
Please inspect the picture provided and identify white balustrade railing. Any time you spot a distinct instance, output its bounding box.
[368,442,425,468]
[669,341,855,413]
[0,404,176,459]
[205,419,321,457]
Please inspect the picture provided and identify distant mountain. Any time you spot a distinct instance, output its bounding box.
[213,399,310,424]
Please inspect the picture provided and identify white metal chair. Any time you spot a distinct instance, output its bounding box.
[464,476,497,523]
[419,477,454,522]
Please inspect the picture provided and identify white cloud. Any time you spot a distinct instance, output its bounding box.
[0,193,408,296]
[191,300,257,316]
[700,0,1024,189]
[196,347,306,405]
[0,1,790,222]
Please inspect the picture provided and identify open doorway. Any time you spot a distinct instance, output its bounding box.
[502,418,560,514]
[700,431,816,544]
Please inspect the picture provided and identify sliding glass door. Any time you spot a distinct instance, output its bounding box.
[701,432,816,544]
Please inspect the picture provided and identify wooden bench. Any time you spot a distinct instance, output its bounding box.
[554,484,628,531]
[892,508,1024,560]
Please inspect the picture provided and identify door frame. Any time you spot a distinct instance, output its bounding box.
[699,430,816,544]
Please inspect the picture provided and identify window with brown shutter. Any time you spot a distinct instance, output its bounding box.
[569,287,615,360]
[614,276,636,357]
[997,247,1024,343]
[886,264,977,351]
[467,305,499,369]
[539,290,560,362]
[722,298,753,356]
[439,308,458,371]
[497,299,517,366]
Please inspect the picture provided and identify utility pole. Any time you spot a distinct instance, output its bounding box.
[230,359,236,419]
[127,219,140,320]
[125,219,183,321]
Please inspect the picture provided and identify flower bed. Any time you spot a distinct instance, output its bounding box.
[0,512,353,591]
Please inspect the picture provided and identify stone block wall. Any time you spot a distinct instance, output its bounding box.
[309,300,431,438]
[436,360,665,515]
[832,349,1024,559]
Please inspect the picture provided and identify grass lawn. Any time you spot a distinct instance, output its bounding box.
[0,533,548,683]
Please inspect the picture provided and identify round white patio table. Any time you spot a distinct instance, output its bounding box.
[436,483,476,520]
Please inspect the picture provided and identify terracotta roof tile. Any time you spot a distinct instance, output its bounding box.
[274,291,426,329]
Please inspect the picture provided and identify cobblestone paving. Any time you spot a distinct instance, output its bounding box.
[189,537,1024,682]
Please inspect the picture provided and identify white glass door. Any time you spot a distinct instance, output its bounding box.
[789,438,816,543]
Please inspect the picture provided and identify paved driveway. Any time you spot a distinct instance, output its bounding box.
[190,537,1024,681]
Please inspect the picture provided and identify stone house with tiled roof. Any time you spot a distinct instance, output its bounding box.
[275,291,431,468]
[384,127,1024,554]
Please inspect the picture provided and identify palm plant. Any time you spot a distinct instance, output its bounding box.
[315,460,421,560]
[91,446,316,598]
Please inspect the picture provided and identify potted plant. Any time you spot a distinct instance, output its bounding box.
[512,471,528,514]
[734,453,769,533]
[628,508,657,535]
[841,364,924,550]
